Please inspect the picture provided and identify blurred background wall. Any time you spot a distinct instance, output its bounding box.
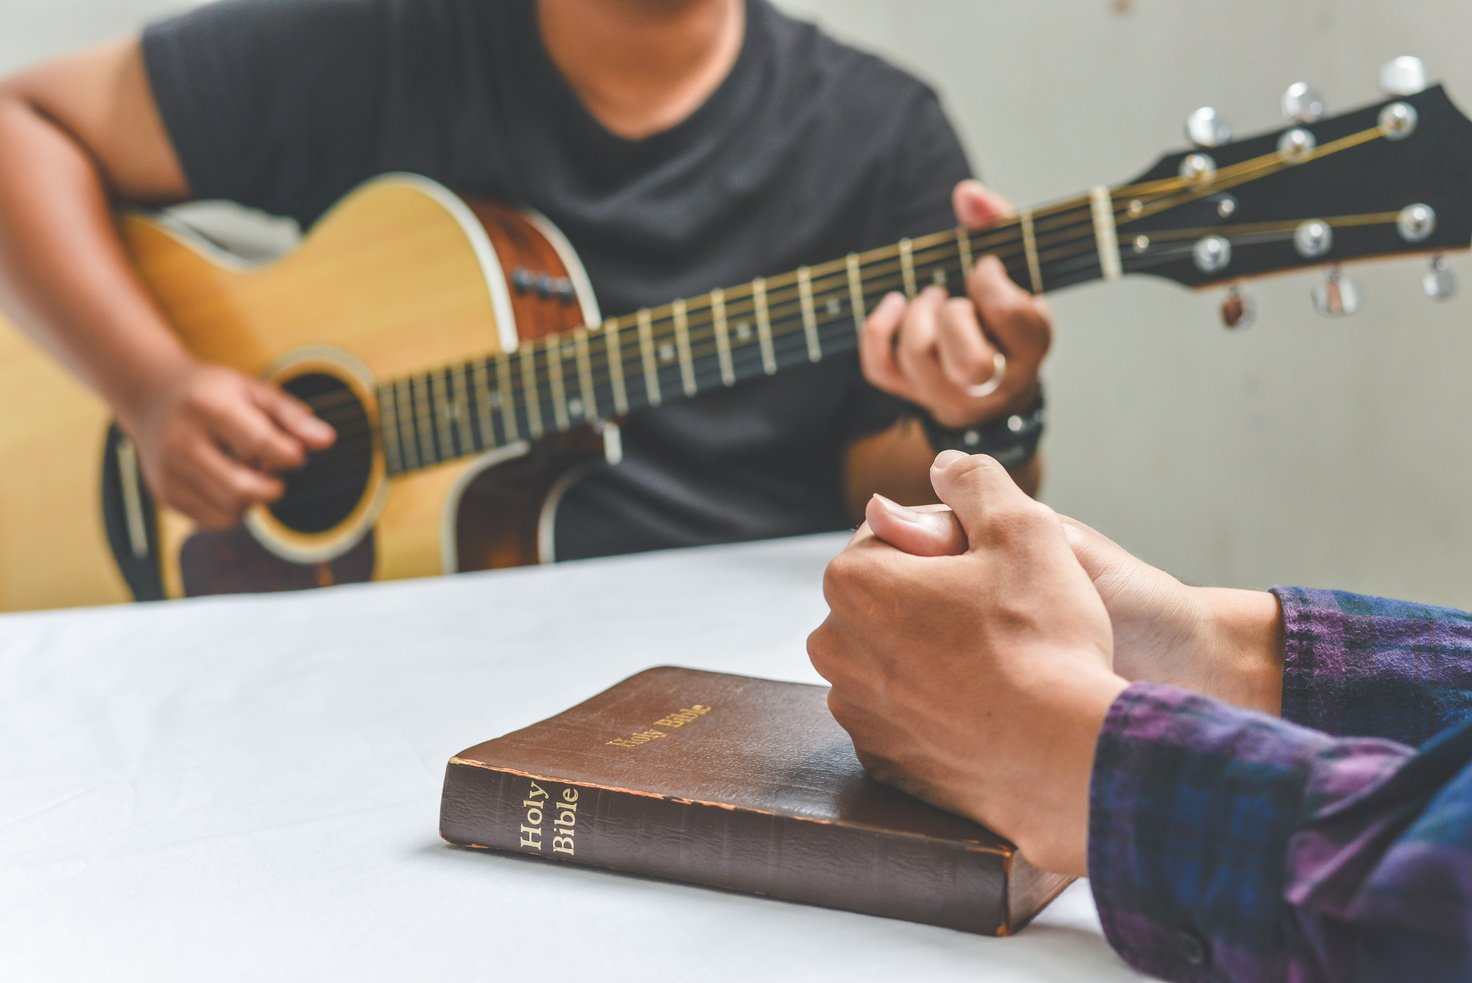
[6,0,1471,604]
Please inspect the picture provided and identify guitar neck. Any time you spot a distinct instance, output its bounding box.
[375,187,1128,476]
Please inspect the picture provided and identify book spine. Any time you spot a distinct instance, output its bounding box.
[439,761,1035,935]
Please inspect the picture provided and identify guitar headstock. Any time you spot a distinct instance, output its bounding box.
[1115,58,1472,321]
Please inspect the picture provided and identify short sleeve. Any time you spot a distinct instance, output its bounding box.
[141,0,392,224]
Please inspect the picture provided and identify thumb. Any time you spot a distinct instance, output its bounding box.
[928,450,1030,549]
[953,179,1014,230]
[865,495,967,557]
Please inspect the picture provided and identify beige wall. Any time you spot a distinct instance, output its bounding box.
[6,0,1472,604]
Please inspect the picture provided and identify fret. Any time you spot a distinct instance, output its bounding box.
[429,368,456,460]
[472,357,498,449]
[604,318,629,416]
[546,335,570,431]
[957,227,974,280]
[1089,186,1122,282]
[495,355,519,442]
[378,384,402,475]
[710,289,734,387]
[899,238,917,297]
[451,363,475,452]
[845,253,866,335]
[637,308,662,407]
[574,328,597,421]
[520,346,544,438]
[395,379,419,471]
[411,374,436,467]
[1020,210,1043,293]
[797,267,820,363]
[753,278,776,375]
[672,299,697,397]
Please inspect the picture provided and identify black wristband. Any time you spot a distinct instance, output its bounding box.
[917,388,1046,469]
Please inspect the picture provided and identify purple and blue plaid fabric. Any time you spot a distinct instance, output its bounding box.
[1087,587,1472,981]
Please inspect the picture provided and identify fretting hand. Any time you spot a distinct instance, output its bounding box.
[858,181,1051,427]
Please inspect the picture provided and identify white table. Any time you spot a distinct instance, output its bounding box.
[0,533,1144,981]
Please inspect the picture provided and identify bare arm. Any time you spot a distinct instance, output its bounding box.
[0,38,331,527]
[0,38,191,409]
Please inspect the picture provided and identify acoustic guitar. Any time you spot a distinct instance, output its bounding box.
[2,69,1469,611]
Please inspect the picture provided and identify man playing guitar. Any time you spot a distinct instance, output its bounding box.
[0,0,1050,564]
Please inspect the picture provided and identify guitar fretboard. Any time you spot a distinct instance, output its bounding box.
[374,193,1120,477]
[297,86,1472,477]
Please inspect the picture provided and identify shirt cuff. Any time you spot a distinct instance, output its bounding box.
[1088,682,1331,982]
[1270,586,1472,745]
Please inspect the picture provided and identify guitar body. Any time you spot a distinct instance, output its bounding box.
[0,175,606,611]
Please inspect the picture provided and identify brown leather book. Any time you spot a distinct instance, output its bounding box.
[440,666,1073,935]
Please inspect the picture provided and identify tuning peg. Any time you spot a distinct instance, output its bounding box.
[1280,82,1326,123]
[1312,266,1360,317]
[1425,255,1456,300]
[1185,107,1231,148]
[1220,285,1255,330]
[1379,56,1428,97]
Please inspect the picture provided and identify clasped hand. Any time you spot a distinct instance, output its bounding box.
[808,451,1284,875]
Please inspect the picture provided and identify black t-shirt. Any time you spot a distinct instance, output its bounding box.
[142,0,973,560]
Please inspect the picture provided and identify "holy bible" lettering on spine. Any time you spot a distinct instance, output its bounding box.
[439,666,1072,935]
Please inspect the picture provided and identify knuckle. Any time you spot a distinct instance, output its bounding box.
[943,297,975,323]
[825,547,883,598]
[228,475,259,503]
[986,292,1024,323]
[807,625,837,676]
[992,499,1055,538]
[950,452,1003,483]
[822,553,859,607]
[827,690,859,734]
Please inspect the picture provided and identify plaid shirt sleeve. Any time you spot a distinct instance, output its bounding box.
[1271,587,1472,745]
[1087,591,1472,982]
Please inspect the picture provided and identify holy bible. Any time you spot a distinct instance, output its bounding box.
[439,666,1072,935]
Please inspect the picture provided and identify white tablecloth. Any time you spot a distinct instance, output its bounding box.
[0,533,1144,981]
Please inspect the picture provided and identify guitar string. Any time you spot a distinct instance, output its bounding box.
[491,121,1389,374]
[303,119,1393,444]
[291,210,1086,419]
[251,119,1398,497]
[282,168,1224,420]
[289,210,1404,488]
[267,225,1339,503]
[287,214,1417,505]
[294,119,1390,425]
[297,196,1404,467]
[296,159,1394,464]
[269,245,1141,502]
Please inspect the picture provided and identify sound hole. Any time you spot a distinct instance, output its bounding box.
[267,372,372,535]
